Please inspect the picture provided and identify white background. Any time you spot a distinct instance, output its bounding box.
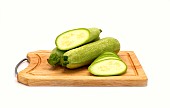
[0,0,170,107]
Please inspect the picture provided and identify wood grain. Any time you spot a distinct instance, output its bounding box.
[17,50,148,86]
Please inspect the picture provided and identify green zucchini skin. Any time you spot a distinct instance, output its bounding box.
[85,28,102,43]
[93,36,100,41]
[47,47,66,66]
[55,28,102,51]
[61,37,120,69]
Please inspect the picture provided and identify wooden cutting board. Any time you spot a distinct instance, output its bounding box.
[17,50,147,86]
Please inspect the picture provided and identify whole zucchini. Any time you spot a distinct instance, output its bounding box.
[47,37,100,67]
[60,37,120,69]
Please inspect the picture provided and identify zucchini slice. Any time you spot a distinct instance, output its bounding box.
[88,59,127,76]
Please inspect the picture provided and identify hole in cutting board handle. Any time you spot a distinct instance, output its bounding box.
[15,58,29,76]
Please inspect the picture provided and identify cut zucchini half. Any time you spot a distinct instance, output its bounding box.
[55,28,102,50]
[56,28,90,50]
[88,59,127,76]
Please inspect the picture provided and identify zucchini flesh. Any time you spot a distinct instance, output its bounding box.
[88,59,127,76]
[55,28,102,50]
[61,37,120,69]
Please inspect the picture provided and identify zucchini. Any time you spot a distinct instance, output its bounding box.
[99,52,120,58]
[55,28,102,50]
[92,52,121,63]
[93,36,100,41]
[47,37,100,67]
[93,52,119,60]
[47,47,66,66]
[88,59,127,76]
[92,57,121,64]
[88,52,127,76]
[60,37,120,69]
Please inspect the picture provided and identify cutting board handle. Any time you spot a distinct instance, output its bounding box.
[15,58,29,76]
